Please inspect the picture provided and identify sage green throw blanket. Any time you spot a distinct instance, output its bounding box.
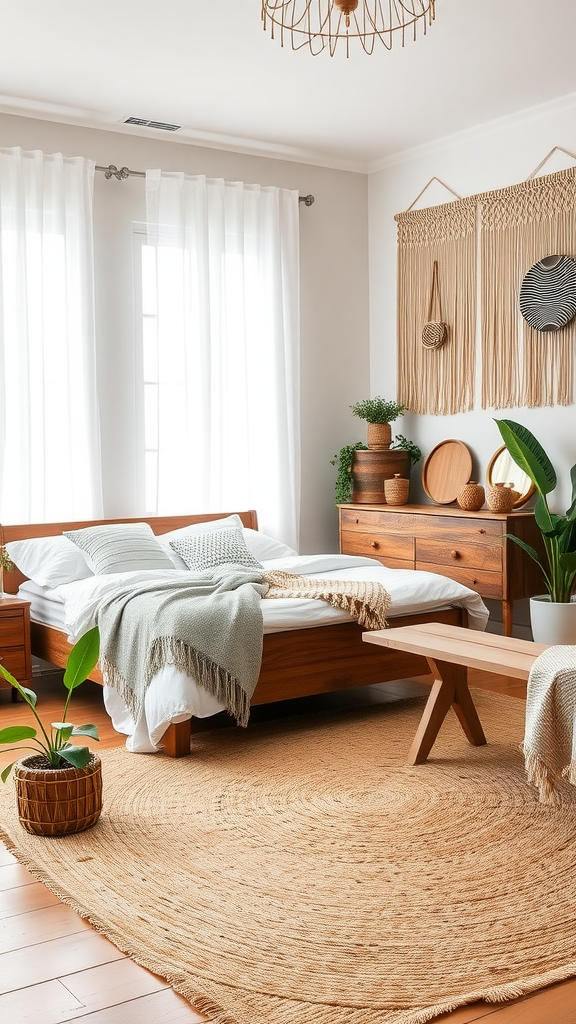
[98,568,268,728]
[97,568,391,728]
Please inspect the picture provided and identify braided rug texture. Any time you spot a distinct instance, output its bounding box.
[1,689,575,1024]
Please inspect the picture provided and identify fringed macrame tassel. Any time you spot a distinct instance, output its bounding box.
[395,200,477,416]
[148,637,251,726]
[480,166,576,409]
[522,743,561,805]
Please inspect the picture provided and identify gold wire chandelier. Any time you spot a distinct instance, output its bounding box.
[261,0,436,56]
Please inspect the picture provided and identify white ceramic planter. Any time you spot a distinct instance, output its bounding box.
[530,595,576,644]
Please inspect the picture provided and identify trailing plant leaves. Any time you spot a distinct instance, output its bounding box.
[494,419,556,496]
[64,626,100,691]
[0,725,37,744]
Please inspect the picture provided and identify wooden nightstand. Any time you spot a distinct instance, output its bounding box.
[338,503,545,637]
[0,596,32,699]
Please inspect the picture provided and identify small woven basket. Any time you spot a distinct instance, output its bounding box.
[486,482,515,513]
[457,481,485,511]
[14,753,102,836]
[384,473,410,506]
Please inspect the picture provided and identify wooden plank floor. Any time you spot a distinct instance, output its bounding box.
[1,669,575,1024]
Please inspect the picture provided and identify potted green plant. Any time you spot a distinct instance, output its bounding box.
[494,418,576,643]
[350,396,405,451]
[331,435,421,505]
[0,626,102,834]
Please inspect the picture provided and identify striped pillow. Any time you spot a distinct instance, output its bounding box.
[64,523,174,575]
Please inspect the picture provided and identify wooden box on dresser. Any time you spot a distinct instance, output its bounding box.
[338,503,545,637]
[0,595,32,698]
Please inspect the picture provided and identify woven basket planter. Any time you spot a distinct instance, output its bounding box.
[14,753,102,836]
[366,422,392,450]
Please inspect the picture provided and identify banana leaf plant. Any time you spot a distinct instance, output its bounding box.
[0,626,100,782]
[494,419,576,603]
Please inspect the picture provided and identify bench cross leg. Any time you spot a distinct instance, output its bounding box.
[407,658,487,766]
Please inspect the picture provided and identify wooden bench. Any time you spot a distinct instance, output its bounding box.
[363,622,548,765]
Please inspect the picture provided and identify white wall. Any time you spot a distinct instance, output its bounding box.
[368,94,576,631]
[0,113,370,553]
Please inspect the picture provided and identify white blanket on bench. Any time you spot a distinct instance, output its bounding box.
[524,645,576,804]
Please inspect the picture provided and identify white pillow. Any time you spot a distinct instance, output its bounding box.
[6,535,94,588]
[64,522,175,575]
[158,515,244,569]
[170,527,263,573]
[242,528,297,561]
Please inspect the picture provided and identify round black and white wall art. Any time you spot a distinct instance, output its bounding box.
[519,254,576,332]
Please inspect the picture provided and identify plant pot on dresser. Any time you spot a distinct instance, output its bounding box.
[338,503,545,637]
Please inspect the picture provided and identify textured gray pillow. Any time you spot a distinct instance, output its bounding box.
[170,527,263,573]
[64,523,174,575]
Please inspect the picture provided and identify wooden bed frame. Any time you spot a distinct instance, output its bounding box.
[1,510,467,757]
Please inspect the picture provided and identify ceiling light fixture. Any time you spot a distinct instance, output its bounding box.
[261,0,435,56]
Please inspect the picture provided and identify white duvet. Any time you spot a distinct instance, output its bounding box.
[52,553,489,753]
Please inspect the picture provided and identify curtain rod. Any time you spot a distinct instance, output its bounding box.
[95,164,315,205]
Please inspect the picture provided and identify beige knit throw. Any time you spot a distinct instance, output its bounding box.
[523,645,576,804]
[264,570,391,630]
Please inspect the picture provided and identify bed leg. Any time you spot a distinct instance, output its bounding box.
[163,719,192,757]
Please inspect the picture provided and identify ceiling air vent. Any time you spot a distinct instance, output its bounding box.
[122,117,183,132]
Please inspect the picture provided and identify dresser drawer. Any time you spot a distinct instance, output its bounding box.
[340,529,414,569]
[340,508,418,536]
[0,610,26,648]
[415,561,504,600]
[416,537,502,572]
[0,647,27,686]
[412,515,504,544]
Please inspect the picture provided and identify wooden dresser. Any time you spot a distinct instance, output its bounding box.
[338,503,545,636]
[0,595,32,697]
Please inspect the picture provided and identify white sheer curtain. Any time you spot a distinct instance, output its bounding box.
[0,148,102,523]
[144,171,300,549]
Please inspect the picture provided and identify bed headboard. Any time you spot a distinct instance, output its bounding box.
[0,510,259,593]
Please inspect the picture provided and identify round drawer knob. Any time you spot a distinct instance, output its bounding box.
[450,550,460,560]
[370,541,379,549]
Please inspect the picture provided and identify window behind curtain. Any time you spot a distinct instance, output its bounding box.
[139,172,300,549]
[0,148,102,523]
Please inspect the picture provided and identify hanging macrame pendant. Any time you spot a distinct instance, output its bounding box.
[422,260,448,349]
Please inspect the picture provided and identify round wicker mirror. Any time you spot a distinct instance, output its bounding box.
[486,446,535,509]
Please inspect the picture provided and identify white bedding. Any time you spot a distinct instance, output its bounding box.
[21,553,489,753]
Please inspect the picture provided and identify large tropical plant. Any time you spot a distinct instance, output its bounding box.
[494,419,576,603]
[0,626,100,782]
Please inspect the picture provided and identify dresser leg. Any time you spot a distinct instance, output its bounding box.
[502,600,513,637]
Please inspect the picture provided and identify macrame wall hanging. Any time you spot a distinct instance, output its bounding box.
[395,199,477,415]
[395,164,576,415]
[480,166,576,409]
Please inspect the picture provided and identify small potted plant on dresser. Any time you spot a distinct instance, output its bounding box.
[331,395,421,505]
[495,418,576,643]
[347,397,421,503]
[0,626,102,835]
[349,396,405,451]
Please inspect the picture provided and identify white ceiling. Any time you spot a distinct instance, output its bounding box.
[1,0,576,172]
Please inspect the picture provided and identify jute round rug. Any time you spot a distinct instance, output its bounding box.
[1,689,575,1024]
